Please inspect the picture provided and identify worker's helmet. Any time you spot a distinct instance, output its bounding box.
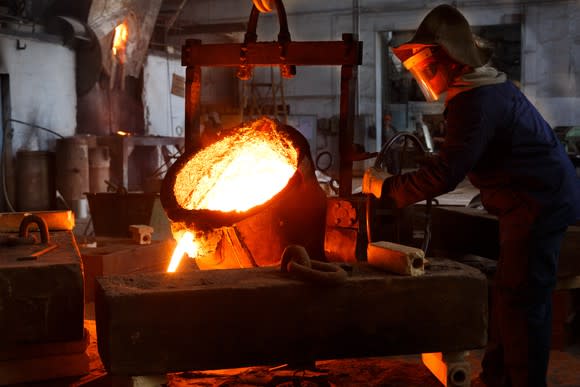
[392,4,492,102]
[393,4,491,67]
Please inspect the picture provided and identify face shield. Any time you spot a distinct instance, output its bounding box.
[401,46,450,102]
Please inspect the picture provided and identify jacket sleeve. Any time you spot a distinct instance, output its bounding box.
[381,92,495,208]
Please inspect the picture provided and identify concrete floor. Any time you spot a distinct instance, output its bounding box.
[25,318,576,387]
[163,349,580,386]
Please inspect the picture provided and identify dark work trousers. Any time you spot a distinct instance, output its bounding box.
[482,202,568,387]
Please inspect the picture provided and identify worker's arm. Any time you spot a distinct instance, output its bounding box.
[362,167,393,198]
[380,89,496,207]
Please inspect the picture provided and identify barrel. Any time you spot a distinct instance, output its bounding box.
[56,136,90,215]
[89,146,111,193]
[15,150,56,211]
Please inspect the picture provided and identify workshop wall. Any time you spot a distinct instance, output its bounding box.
[142,52,185,138]
[0,1,574,176]
[522,2,580,127]
[182,0,579,128]
[0,37,76,153]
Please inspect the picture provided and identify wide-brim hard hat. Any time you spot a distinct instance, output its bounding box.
[392,4,492,67]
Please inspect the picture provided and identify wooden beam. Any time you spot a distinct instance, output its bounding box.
[95,258,487,375]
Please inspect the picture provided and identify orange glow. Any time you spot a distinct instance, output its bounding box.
[421,352,468,386]
[167,230,199,272]
[166,118,299,273]
[173,119,298,213]
[402,47,449,102]
[116,130,129,136]
[112,20,129,61]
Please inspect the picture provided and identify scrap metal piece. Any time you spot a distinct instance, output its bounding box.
[281,244,347,286]
[15,214,58,260]
[19,214,50,243]
[129,225,154,245]
[16,244,58,261]
[422,351,471,387]
[367,241,426,276]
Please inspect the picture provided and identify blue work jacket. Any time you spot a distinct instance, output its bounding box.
[382,80,580,226]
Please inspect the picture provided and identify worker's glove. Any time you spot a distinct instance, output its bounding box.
[362,167,392,199]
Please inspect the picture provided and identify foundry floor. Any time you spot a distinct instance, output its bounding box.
[51,179,579,386]
[14,317,578,387]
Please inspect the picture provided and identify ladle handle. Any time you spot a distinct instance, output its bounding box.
[238,0,295,80]
[245,0,290,45]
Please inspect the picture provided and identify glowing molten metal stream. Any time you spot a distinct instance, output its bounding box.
[167,231,197,272]
[166,121,298,272]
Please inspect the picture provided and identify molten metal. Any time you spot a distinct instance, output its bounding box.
[166,118,299,272]
[173,119,298,213]
[167,231,197,273]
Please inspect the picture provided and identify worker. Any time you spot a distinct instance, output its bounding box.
[362,4,580,387]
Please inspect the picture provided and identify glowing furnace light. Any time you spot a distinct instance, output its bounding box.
[166,119,299,273]
[112,21,129,60]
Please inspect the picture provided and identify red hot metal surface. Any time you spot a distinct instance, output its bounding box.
[160,119,328,268]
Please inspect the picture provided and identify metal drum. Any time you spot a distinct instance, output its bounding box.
[15,150,56,211]
[88,146,111,193]
[55,136,90,217]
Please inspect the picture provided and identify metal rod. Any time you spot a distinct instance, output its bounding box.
[182,41,362,67]
[338,62,357,197]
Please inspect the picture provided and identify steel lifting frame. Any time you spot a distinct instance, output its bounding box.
[181,0,362,196]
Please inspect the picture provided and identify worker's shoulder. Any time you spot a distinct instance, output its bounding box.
[448,81,516,111]
[466,80,515,98]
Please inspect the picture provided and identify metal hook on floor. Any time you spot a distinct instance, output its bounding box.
[281,244,348,286]
[19,214,50,244]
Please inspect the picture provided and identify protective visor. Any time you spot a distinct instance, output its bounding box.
[402,47,449,102]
